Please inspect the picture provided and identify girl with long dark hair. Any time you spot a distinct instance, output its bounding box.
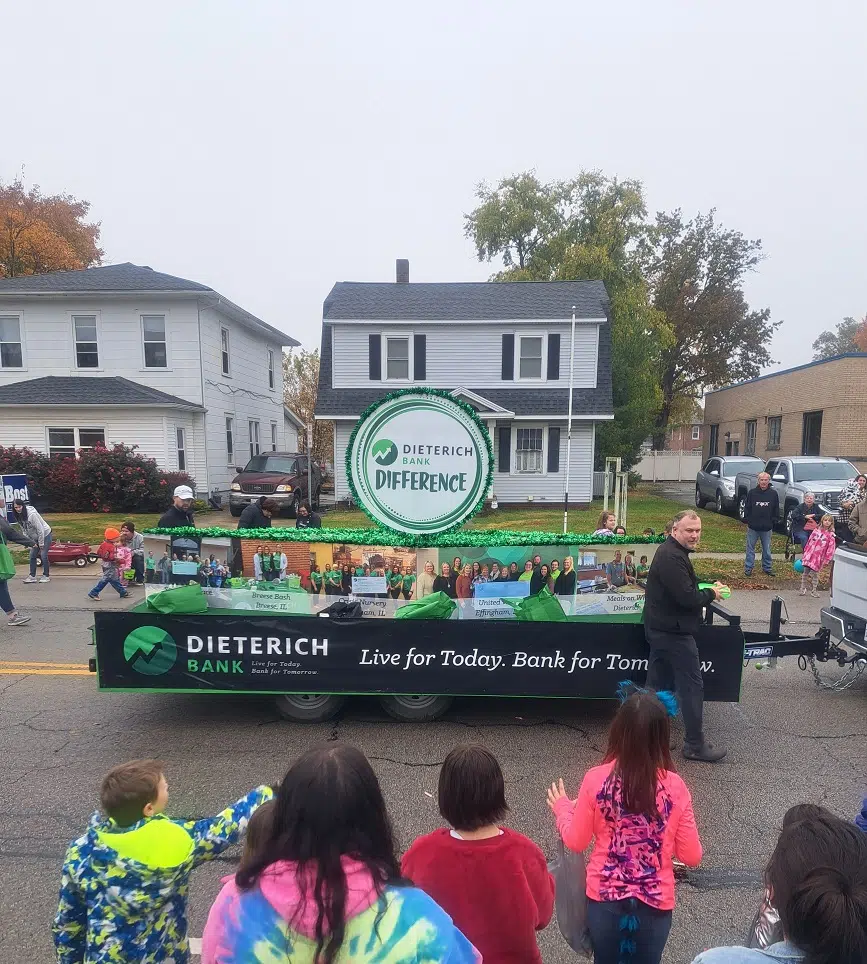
[547,688,702,964]
[202,744,480,964]
[692,811,867,964]
[12,499,53,583]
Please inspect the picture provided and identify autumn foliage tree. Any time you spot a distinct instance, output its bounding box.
[282,348,333,463]
[0,178,103,278]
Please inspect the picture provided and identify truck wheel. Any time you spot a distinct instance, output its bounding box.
[275,693,345,722]
[784,504,796,535]
[379,694,453,722]
[695,486,706,508]
[738,494,747,523]
[290,492,302,518]
[230,505,243,517]
[74,556,88,568]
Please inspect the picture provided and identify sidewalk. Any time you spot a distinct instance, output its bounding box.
[7,570,138,612]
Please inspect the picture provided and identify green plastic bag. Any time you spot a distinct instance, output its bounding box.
[0,532,16,581]
[146,583,209,615]
[506,587,567,622]
[394,591,457,620]
[699,582,732,599]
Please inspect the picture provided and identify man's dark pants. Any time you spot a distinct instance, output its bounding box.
[644,626,705,749]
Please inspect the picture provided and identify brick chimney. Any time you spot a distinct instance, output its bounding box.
[396,259,409,283]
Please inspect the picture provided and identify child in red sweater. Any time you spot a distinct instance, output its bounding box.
[402,744,554,964]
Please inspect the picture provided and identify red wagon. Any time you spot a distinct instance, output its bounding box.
[48,541,98,568]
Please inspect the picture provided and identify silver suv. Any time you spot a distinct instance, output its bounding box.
[695,456,765,514]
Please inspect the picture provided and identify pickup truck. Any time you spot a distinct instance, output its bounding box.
[229,452,323,517]
[734,456,859,531]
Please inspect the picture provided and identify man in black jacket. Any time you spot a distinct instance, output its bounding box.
[645,510,727,762]
[743,472,779,577]
[157,485,195,529]
[237,497,280,531]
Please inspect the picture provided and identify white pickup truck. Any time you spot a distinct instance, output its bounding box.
[821,543,867,657]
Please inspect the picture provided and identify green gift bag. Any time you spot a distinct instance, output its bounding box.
[0,532,16,581]
[394,591,457,620]
[506,587,567,622]
[146,583,209,615]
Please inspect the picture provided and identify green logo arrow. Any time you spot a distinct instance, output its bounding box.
[371,438,398,466]
[123,626,178,676]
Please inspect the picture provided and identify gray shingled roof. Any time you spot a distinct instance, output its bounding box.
[314,321,613,418]
[322,280,609,321]
[0,376,205,410]
[0,263,299,346]
[0,263,212,293]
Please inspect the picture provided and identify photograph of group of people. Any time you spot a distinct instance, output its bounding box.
[307,544,418,598]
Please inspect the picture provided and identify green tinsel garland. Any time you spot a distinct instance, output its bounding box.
[145,524,664,548]
[344,388,495,534]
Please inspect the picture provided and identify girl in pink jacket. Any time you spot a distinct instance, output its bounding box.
[799,513,837,597]
[548,688,703,964]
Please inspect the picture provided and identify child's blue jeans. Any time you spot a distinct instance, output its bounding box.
[586,897,672,964]
[90,574,127,597]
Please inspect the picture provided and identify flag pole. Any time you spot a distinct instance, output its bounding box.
[562,306,577,534]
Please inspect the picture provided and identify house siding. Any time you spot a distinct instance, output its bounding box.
[199,307,287,492]
[329,322,599,390]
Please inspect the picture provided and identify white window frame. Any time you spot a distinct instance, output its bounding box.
[46,426,106,458]
[221,327,231,376]
[512,424,547,475]
[691,425,701,441]
[270,422,278,451]
[382,333,412,381]
[516,333,547,381]
[225,415,235,465]
[141,314,168,369]
[71,312,101,370]
[267,349,275,390]
[249,420,260,459]
[0,313,25,370]
[176,427,186,471]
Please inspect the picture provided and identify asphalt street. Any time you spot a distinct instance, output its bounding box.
[0,577,864,964]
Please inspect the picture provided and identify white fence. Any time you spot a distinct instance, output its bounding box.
[635,451,702,482]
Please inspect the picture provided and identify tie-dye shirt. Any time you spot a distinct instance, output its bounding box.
[53,786,272,964]
[553,760,702,910]
[201,858,481,964]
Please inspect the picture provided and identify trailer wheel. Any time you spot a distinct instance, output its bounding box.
[379,694,453,722]
[275,693,345,722]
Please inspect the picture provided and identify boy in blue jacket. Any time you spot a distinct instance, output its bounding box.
[53,758,272,964]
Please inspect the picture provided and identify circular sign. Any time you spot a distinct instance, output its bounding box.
[347,390,493,533]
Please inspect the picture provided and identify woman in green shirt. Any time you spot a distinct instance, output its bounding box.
[401,567,416,600]
[518,560,534,582]
[326,565,344,595]
[388,564,404,599]
[309,565,324,594]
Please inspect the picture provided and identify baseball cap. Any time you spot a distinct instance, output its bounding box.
[104,527,120,540]
[173,485,194,500]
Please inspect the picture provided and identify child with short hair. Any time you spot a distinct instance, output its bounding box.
[402,744,554,964]
[800,513,837,597]
[53,758,272,964]
[88,528,131,601]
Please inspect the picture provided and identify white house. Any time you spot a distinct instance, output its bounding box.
[0,263,298,495]
[314,262,613,506]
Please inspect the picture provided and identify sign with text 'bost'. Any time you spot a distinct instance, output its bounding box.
[347,391,493,534]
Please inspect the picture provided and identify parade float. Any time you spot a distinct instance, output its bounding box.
[90,390,851,721]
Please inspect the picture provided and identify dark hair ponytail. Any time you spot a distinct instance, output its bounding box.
[766,814,867,964]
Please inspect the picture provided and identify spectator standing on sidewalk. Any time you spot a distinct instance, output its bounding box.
[0,516,35,626]
[644,510,727,762]
[12,499,53,584]
[743,473,778,577]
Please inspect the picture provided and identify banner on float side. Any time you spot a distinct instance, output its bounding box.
[94,611,744,702]
[145,539,659,621]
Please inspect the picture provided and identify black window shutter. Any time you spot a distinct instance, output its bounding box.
[547,427,561,472]
[547,333,560,380]
[368,334,381,380]
[498,427,511,473]
[501,334,514,380]
[413,334,426,379]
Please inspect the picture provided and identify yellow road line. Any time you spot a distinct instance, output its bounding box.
[0,660,89,669]
[0,668,92,676]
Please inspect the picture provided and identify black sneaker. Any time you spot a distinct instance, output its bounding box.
[744,570,753,577]
[764,570,776,578]
[682,742,727,763]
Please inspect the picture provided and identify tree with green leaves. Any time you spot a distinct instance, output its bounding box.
[282,348,332,462]
[811,316,864,359]
[640,209,778,449]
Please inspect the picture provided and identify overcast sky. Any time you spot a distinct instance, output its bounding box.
[5,0,865,373]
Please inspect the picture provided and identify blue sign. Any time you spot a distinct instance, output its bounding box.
[1,474,29,523]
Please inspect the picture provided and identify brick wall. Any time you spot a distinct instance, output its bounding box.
[665,425,703,451]
[703,356,867,470]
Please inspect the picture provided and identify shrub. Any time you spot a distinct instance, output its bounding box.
[77,444,171,512]
[41,457,83,511]
[0,446,51,499]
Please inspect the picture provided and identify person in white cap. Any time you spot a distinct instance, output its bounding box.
[157,485,196,529]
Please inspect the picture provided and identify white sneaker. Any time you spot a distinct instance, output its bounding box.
[8,613,31,626]
[22,576,37,584]
[38,576,51,583]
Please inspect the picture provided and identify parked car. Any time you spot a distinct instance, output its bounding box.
[733,456,859,531]
[229,452,322,518]
[695,456,765,514]
[48,541,97,568]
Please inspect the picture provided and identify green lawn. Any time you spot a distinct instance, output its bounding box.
[19,490,783,554]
